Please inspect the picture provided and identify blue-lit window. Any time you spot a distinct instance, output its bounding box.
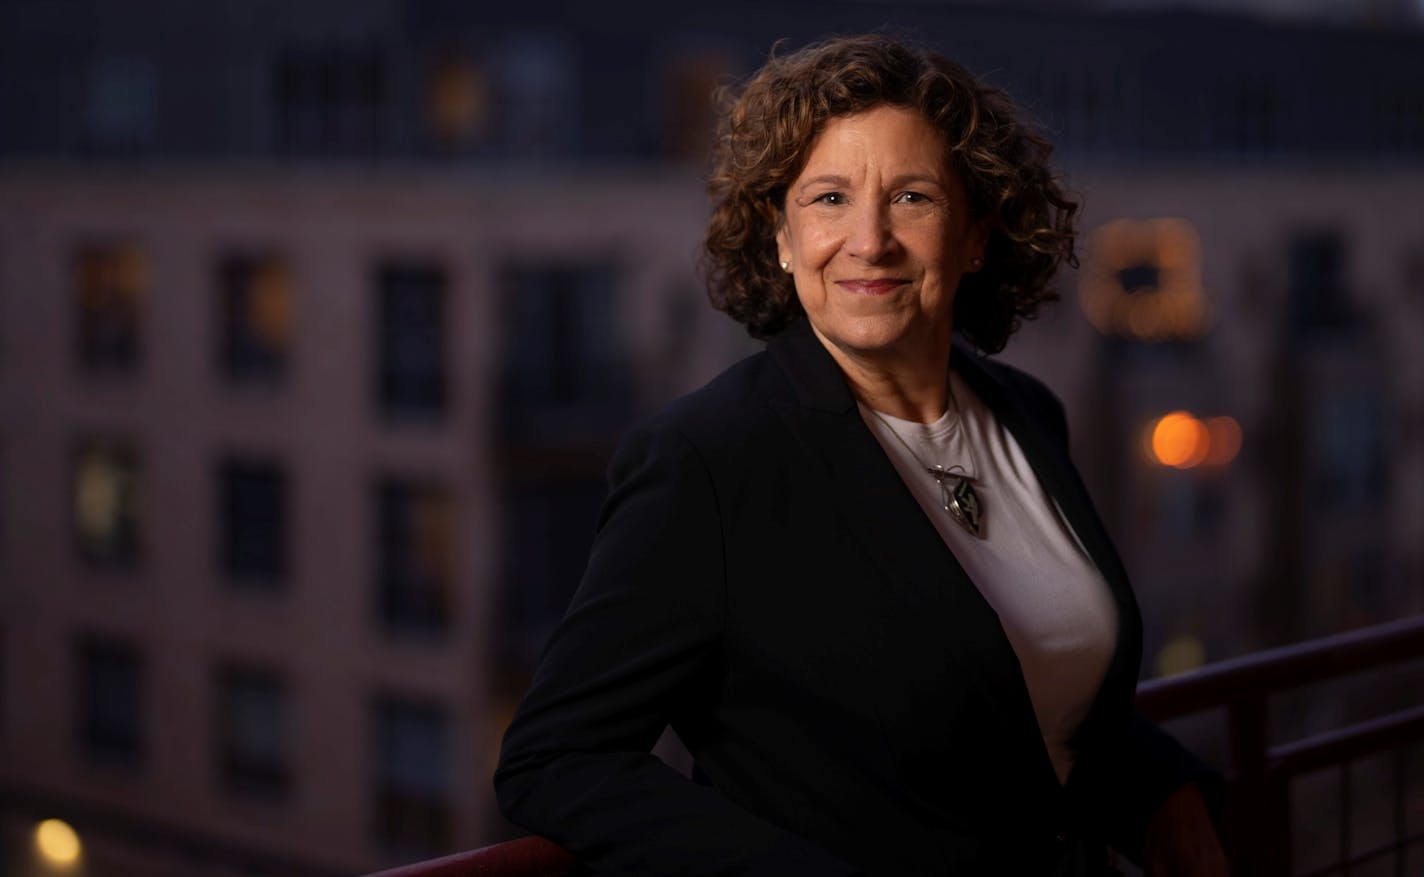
[216,664,290,799]
[375,697,451,855]
[86,56,157,151]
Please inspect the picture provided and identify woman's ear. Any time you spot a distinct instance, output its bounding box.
[774,216,792,272]
[967,211,996,267]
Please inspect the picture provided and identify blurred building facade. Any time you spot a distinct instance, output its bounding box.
[0,0,1422,874]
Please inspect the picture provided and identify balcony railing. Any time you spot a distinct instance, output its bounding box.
[367,615,1424,877]
[1137,614,1424,877]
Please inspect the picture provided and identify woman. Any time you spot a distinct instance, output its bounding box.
[496,35,1225,876]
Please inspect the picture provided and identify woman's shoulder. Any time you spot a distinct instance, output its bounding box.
[954,345,1070,447]
[622,347,789,460]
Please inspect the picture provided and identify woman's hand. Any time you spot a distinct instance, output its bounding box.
[1143,781,1229,876]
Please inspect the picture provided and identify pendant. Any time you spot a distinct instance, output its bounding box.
[928,466,984,538]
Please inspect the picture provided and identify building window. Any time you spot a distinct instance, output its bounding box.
[78,636,143,765]
[427,56,490,150]
[496,36,576,157]
[662,51,733,161]
[497,474,606,678]
[74,438,142,567]
[1308,389,1386,511]
[377,480,452,636]
[375,697,451,855]
[75,243,146,374]
[86,56,157,152]
[219,457,287,588]
[1287,232,1351,332]
[274,46,386,154]
[1214,75,1279,155]
[499,263,630,442]
[216,664,290,799]
[377,263,447,422]
[220,255,292,385]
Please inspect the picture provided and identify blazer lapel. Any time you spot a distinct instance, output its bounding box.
[766,320,1061,802]
[950,345,1144,753]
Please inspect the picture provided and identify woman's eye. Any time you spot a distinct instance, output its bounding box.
[813,192,847,206]
[895,191,931,204]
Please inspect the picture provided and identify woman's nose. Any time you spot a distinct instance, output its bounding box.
[844,203,895,262]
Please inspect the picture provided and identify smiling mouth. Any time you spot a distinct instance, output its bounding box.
[836,279,907,295]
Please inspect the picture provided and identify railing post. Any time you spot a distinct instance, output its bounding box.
[1226,695,1290,877]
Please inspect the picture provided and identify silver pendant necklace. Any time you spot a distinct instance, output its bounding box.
[868,400,986,539]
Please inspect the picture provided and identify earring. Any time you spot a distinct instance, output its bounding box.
[971,257,984,270]
[780,260,790,271]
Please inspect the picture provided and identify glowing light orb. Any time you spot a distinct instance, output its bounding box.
[1203,416,1243,466]
[35,818,82,867]
[1149,411,1210,469]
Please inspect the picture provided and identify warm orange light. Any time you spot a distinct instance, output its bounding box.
[1150,411,1210,469]
[1203,416,1243,466]
[1078,218,1211,341]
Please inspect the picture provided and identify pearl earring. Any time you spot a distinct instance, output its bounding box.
[780,260,790,271]
[971,257,984,270]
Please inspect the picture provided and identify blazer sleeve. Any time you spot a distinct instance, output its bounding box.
[493,422,862,877]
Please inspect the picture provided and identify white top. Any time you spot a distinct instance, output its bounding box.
[859,369,1118,785]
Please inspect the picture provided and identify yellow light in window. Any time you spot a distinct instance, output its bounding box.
[75,451,124,538]
[34,818,82,867]
[1156,635,1206,677]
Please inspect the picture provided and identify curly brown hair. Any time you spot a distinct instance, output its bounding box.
[703,35,1078,353]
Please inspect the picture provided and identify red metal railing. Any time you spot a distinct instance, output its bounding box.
[1137,614,1424,877]
[363,835,577,877]
[368,615,1424,877]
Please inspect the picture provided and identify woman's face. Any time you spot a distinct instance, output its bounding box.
[775,105,988,363]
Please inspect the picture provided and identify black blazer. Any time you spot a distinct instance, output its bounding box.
[495,318,1209,876]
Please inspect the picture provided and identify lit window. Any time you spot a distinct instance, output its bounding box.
[219,458,287,588]
[78,637,143,765]
[377,263,447,421]
[216,664,290,799]
[375,697,451,855]
[428,57,489,148]
[220,255,293,385]
[73,438,141,567]
[664,52,733,160]
[377,480,453,636]
[75,244,146,374]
